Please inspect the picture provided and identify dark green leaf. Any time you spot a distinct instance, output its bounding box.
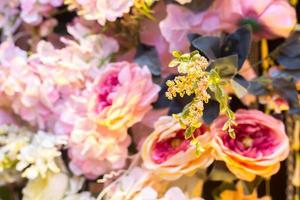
[191,36,221,59]
[203,100,220,124]
[135,44,161,76]
[221,26,252,69]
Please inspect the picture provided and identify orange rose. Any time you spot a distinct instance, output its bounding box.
[211,109,289,181]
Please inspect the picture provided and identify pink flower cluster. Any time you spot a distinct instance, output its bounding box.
[0,22,119,134]
[66,0,134,25]
[67,61,160,178]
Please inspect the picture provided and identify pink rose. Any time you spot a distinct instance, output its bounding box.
[91,61,160,131]
[66,61,159,178]
[211,109,289,181]
[211,0,296,39]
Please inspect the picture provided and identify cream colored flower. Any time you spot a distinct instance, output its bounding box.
[23,172,95,200]
[22,172,69,200]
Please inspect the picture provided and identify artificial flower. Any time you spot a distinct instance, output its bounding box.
[142,116,214,180]
[0,21,119,134]
[66,60,158,178]
[68,117,130,179]
[22,172,69,200]
[211,109,289,181]
[211,0,297,39]
[90,61,160,131]
[23,171,96,200]
[16,131,67,179]
[65,0,134,25]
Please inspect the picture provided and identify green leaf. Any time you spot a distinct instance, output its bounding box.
[184,126,195,139]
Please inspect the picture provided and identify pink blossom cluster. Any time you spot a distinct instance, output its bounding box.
[67,61,160,178]
[0,22,119,134]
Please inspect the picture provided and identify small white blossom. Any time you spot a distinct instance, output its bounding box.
[0,125,32,172]
[16,131,67,179]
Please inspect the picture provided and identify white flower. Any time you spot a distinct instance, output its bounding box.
[23,172,95,200]
[16,131,67,179]
[0,125,32,172]
[22,172,69,200]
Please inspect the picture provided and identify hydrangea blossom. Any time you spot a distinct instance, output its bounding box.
[0,21,119,134]
[65,0,134,25]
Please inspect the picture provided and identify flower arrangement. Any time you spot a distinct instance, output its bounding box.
[0,0,299,199]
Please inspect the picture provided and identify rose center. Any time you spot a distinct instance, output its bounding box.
[222,123,278,158]
[95,73,119,113]
[151,125,207,164]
